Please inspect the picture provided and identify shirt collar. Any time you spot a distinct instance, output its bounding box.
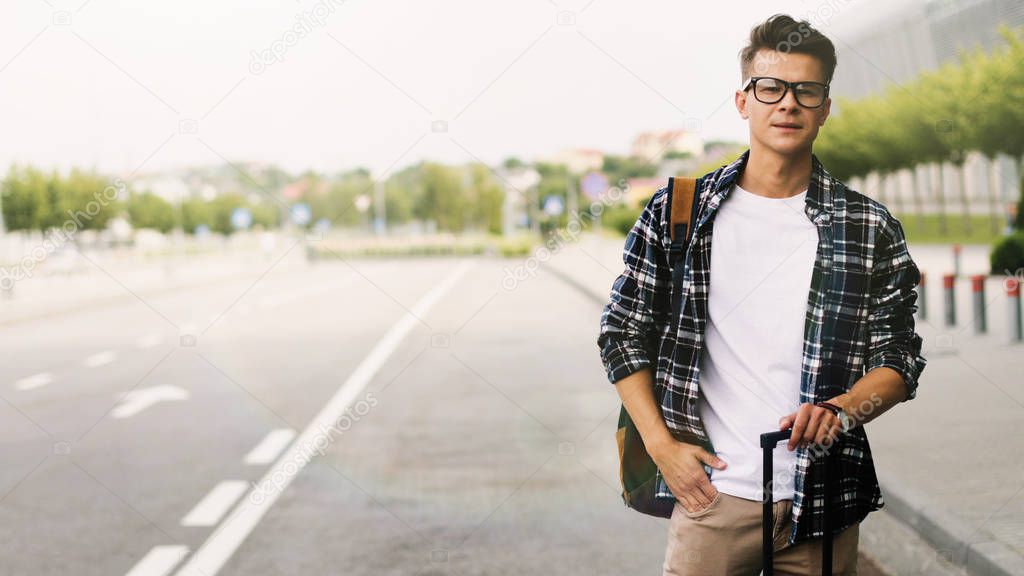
[697,148,836,231]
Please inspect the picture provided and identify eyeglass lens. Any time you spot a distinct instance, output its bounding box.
[754,78,826,107]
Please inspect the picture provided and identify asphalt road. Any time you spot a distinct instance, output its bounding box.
[0,251,888,575]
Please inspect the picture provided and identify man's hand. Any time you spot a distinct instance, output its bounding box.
[778,403,842,451]
[650,438,728,514]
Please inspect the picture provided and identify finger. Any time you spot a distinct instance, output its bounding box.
[679,494,699,513]
[677,487,703,512]
[779,414,793,430]
[670,474,708,509]
[693,472,718,502]
[788,405,810,450]
[686,475,713,508]
[804,408,826,446]
[825,415,842,444]
[697,450,728,470]
[815,415,836,446]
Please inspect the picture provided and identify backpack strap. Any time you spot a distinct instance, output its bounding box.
[665,177,701,322]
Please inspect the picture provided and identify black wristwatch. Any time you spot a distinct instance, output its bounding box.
[815,401,853,433]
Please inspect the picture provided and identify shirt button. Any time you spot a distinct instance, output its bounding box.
[688,397,697,404]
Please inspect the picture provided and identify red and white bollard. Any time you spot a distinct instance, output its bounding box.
[944,274,957,327]
[971,275,987,334]
[1007,278,1022,342]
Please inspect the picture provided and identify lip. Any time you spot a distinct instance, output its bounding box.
[773,124,802,130]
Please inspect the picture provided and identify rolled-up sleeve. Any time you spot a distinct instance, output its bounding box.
[864,212,927,401]
[597,188,672,385]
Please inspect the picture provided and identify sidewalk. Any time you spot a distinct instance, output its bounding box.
[547,232,1024,576]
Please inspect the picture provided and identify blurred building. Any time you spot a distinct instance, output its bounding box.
[623,177,666,209]
[631,129,704,164]
[550,148,605,175]
[827,0,1024,218]
[830,0,1024,100]
[496,165,540,236]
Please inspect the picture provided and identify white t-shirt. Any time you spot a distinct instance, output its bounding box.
[698,181,818,502]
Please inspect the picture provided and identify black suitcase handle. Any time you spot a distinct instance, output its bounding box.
[760,429,835,576]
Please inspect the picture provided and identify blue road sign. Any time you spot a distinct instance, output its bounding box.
[291,203,312,226]
[581,172,609,201]
[231,207,253,230]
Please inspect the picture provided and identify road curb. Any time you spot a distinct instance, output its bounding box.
[878,472,1024,576]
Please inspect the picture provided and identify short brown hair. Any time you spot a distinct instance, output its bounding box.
[739,14,837,85]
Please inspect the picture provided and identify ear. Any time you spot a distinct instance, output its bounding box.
[735,89,749,120]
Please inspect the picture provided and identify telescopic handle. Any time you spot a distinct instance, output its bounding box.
[760,427,833,576]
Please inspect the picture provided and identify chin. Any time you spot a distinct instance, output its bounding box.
[762,137,812,156]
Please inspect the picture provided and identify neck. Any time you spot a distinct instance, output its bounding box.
[737,144,813,199]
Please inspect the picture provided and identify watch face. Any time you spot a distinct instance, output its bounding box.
[839,412,851,431]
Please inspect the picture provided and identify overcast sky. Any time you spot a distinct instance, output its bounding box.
[0,0,911,178]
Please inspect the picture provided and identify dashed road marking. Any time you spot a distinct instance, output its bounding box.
[137,333,163,349]
[181,481,250,527]
[244,429,296,465]
[174,260,473,575]
[112,385,190,419]
[124,545,189,576]
[14,372,53,391]
[84,350,116,368]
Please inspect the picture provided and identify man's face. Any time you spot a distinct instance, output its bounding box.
[735,49,831,157]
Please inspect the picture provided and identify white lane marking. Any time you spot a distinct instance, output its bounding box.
[181,481,250,527]
[125,545,189,576]
[84,350,116,368]
[244,429,296,465]
[137,333,163,349]
[112,385,190,419]
[15,372,53,391]
[174,260,473,576]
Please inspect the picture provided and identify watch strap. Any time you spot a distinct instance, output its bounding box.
[815,401,842,415]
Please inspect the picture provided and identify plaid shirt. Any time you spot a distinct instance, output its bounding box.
[597,149,927,545]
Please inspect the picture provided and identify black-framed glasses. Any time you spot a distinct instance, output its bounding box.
[742,76,830,108]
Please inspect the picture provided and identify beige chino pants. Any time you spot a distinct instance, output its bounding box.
[663,492,859,575]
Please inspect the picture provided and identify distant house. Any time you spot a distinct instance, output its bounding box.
[282,181,307,201]
[631,129,704,164]
[550,148,605,174]
[624,177,667,209]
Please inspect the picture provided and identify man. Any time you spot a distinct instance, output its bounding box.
[597,14,927,576]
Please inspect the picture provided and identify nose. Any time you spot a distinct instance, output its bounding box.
[777,86,800,111]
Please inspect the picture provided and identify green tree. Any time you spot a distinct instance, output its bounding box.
[127,192,175,233]
[251,202,280,229]
[1,166,51,231]
[180,198,213,234]
[416,162,466,232]
[602,154,657,184]
[208,194,246,235]
[466,163,504,234]
[58,169,122,232]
